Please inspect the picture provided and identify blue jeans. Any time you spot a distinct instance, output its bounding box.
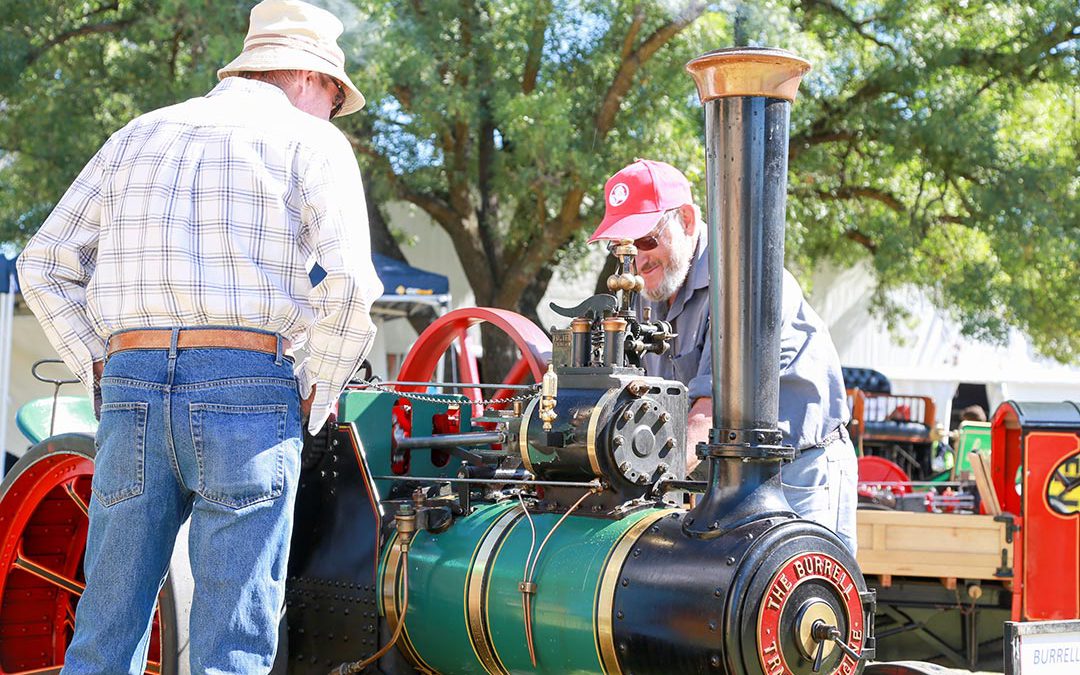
[63,330,303,674]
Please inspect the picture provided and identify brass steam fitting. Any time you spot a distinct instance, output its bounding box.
[539,364,558,431]
[571,318,591,333]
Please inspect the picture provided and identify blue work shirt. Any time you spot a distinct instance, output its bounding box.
[640,236,850,450]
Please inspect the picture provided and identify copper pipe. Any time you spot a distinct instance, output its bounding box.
[517,492,539,664]
[520,489,598,666]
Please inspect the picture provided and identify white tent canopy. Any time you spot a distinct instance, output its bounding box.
[808,261,1080,427]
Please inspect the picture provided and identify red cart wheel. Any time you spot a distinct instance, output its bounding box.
[0,435,189,674]
[396,307,551,415]
[858,455,913,496]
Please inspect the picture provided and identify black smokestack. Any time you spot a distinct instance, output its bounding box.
[683,47,811,536]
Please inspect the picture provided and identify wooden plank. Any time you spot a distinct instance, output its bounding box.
[970,450,1002,515]
[855,510,1011,580]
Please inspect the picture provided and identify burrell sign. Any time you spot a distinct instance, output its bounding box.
[1006,620,1080,674]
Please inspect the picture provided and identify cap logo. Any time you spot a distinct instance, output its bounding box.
[609,183,630,207]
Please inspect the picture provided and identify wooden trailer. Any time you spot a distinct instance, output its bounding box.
[857,401,1080,669]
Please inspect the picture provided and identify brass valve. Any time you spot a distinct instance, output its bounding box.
[539,364,559,431]
[606,272,645,294]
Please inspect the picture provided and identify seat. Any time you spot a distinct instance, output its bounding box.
[15,396,98,445]
[841,366,892,394]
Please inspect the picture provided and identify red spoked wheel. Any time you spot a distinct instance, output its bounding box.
[0,436,188,674]
[396,307,551,417]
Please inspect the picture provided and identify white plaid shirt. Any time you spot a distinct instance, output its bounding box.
[17,77,383,433]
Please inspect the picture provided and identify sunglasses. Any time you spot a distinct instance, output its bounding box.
[327,77,345,119]
[633,210,679,251]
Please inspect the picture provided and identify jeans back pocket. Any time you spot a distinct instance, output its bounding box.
[93,402,149,507]
[189,403,288,509]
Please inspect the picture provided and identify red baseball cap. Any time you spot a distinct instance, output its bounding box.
[588,159,694,243]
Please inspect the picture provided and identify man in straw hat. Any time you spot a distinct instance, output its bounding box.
[18,0,381,671]
[589,159,858,554]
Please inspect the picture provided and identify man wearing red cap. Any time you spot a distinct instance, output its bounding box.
[590,159,858,553]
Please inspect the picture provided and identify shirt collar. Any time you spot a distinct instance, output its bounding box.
[206,76,292,104]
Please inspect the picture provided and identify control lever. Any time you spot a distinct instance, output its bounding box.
[549,294,619,320]
[810,621,862,672]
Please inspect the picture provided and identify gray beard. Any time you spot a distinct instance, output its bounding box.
[641,233,694,303]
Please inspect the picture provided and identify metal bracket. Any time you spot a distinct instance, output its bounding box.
[696,440,794,461]
[994,513,1018,544]
[993,513,1017,577]
[859,589,877,661]
[996,548,1014,578]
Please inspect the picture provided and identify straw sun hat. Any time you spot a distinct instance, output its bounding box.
[218,0,365,116]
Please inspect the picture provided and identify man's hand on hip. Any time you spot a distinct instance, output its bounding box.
[301,385,316,425]
[92,360,104,419]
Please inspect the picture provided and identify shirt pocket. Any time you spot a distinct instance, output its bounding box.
[671,350,701,387]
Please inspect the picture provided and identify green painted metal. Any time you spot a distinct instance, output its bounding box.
[387,500,520,674]
[954,421,992,477]
[15,395,97,443]
[385,500,667,674]
[485,506,661,674]
[338,389,472,499]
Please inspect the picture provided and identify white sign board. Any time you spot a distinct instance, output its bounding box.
[1019,631,1080,672]
[1007,620,1080,674]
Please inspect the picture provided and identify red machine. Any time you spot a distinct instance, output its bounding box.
[992,401,1080,622]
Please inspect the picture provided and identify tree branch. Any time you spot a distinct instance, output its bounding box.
[819,185,905,212]
[521,1,552,94]
[27,17,137,66]
[347,134,457,229]
[593,2,708,136]
[789,130,858,161]
[799,0,897,55]
[843,229,878,253]
[347,132,497,303]
[620,5,646,62]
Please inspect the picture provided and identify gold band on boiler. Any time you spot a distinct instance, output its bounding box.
[465,505,524,675]
[379,532,430,671]
[595,510,676,674]
[587,388,623,477]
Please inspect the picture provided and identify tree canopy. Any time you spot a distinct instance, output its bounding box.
[2,1,1078,361]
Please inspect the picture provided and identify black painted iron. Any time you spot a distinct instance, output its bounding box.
[687,50,802,538]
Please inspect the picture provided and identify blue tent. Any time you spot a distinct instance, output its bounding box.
[309,253,448,297]
[0,257,17,294]
[310,253,450,318]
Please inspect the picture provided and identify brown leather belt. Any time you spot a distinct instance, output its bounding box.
[107,329,288,358]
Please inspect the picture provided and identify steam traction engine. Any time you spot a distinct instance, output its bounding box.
[287,48,878,675]
[0,49,936,675]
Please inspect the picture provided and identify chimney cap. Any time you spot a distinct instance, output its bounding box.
[686,47,811,103]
